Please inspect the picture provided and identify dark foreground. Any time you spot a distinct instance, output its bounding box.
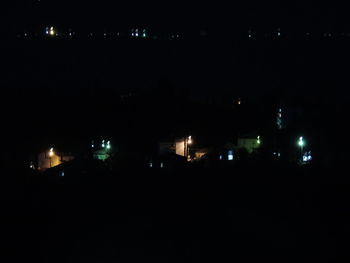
[1,165,348,262]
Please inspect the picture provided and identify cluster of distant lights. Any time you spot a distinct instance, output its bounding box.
[17,26,181,40]
[15,26,350,40]
[91,140,111,150]
[303,151,312,162]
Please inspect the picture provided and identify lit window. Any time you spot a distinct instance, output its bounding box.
[228,151,234,161]
[308,152,312,160]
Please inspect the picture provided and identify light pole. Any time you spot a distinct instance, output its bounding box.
[298,137,305,161]
[187,136,192,160]
[49,148,54,168]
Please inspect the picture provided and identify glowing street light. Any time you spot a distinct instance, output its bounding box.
[298,136,305,160]
[106,141,111,150]
[185,136,193,160]
[257,136,261,145]
[188,136,192,145]
[49,148,54,168]
[102,140,105,148]
[49,27,56,36]
[298,137,305,148]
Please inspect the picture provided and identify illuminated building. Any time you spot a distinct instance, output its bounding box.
[37,148,74,171]
[237,134,261,154]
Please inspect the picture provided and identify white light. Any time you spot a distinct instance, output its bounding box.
[308,151,312,161]
[150,162,153,168]
[102,140,105,148]
[49,148,54,157]
[219,155,223,160]
[228,151,234,161]
[160,162,164,168]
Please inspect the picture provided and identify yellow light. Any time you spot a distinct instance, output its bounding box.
[49,148,54,157]
[49,27,55,36]
[188,136,192,145]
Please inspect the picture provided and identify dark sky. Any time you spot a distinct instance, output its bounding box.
[3,1,350,30]
[2,1,350,103]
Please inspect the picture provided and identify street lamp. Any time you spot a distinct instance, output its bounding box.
[298,136,305,160]
[49,27,56,36]
[257,136,261,145]
[188,136,192,145]
[49,148,54,168]
[184,136,193,160]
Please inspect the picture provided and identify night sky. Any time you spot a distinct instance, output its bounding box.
[3,1,350,29]
[1,1,350,104]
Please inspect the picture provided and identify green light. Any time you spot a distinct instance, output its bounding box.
[257,136,261,145]
[298,137,305,147]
